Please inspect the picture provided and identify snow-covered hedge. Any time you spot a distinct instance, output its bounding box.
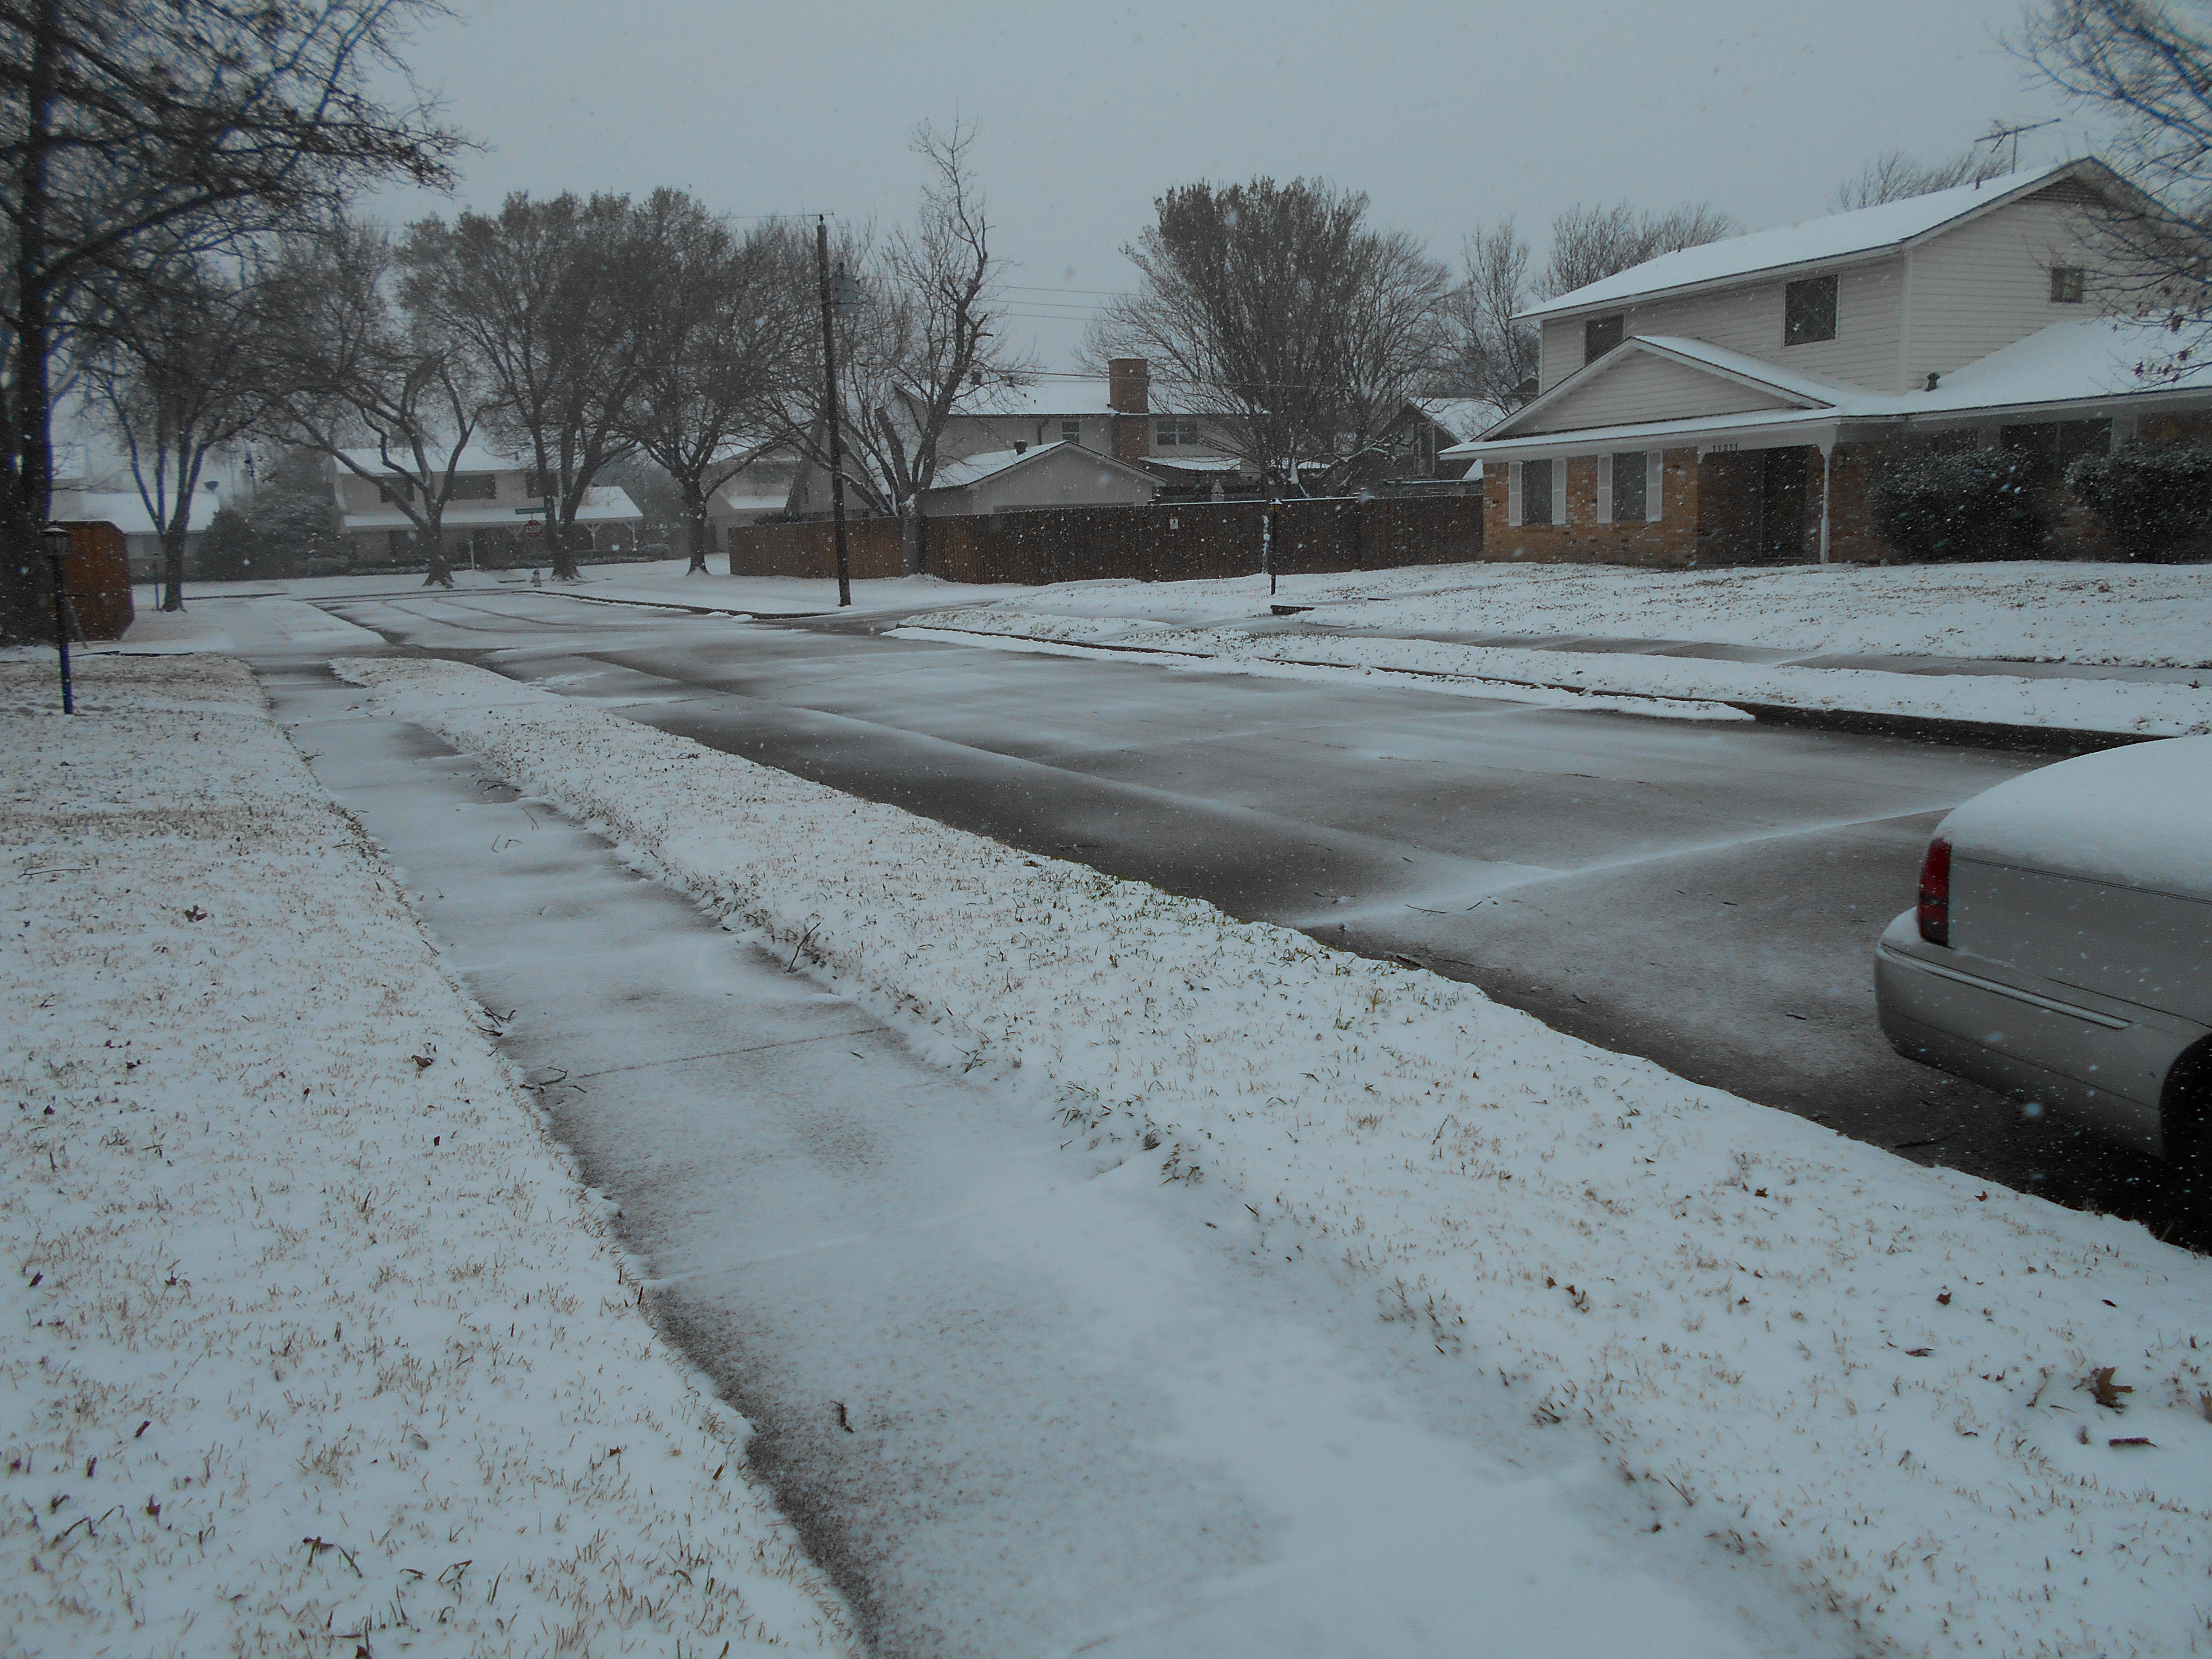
[339,655,2212,1659]
[1,659,856,1657]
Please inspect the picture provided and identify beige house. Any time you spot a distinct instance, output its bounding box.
[332,447,643,566]
[783,357,1246,517]
[1450,158,2212,566]
[913,441,1161,517]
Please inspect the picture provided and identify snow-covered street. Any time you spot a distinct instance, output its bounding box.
[323,649,2212,1659]
[264,657,1838,1657]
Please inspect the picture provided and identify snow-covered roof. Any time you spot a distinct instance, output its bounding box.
[1446,316,2212,457]
[336,445,517,475]
[1414,399,1492,442]
[1521,159,2114,322]
[950,380,1121,419]
[50,489,162,537]
[342,485,641,530]
[1142,455,1248,474]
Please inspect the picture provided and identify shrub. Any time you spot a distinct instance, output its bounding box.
[1869,446,2053,562]
[193,505,264,581]
[2065,441,2212,562]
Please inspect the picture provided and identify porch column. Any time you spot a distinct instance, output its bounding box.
[1817,441,1834,565]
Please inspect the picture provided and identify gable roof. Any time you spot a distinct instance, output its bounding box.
[1445,314,2212,458]
[1485,334,1844,441]
[925,440,1159,492]
[1521,158,2121,322]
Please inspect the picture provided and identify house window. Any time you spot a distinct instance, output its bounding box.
[2050,266,2087,304]
[1584,314,1625,364]
[376,477,415,504]
[446,474,496,501]
[1155,419,1200,447]
[524,469,556,498]
[1784,274,1838,346]
[1611,452,1647,523]
[1061,420,1082,445]
[1522,458,1554,525]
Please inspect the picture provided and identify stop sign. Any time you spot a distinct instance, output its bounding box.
[524,520,542,539]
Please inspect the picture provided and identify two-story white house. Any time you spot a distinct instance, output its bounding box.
[331,447,644,566]
[1449,158,2212,565]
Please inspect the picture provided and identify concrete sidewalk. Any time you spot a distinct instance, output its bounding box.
[252,656,1842,1659]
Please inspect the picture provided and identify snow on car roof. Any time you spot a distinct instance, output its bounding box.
[1940,735,2212,899]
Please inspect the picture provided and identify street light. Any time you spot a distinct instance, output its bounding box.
[43,524,73,714]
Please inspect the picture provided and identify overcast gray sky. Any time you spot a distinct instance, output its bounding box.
[377,0,2084,370]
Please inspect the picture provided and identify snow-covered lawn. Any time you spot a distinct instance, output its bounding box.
[1,658,856,1656]
[897,611,2212,737]
[341,653,2212,1659]
[936,559,2212,665]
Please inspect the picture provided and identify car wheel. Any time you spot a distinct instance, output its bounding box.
[2160,1039,2212,1215]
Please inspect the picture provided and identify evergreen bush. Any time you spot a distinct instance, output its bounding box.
[1868,446,2052,562]
[2065,441,2212,562]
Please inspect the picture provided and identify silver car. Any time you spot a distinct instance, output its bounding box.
[1874,736,2212,1177]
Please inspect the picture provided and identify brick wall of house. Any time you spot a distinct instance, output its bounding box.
[1479,447,1703,567]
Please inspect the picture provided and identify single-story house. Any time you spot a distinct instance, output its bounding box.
[332,447,644,565]
[913,441,1161,517]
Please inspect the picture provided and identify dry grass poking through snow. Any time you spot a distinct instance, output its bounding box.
[0,659,857,1657]
[340,655,2212,1659]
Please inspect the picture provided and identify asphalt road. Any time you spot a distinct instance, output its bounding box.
[311,586,2173,1223]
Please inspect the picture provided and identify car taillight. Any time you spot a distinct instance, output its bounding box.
[1917,837,1951,947]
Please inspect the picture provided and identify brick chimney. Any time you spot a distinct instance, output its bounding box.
[1109,357,1151,465]
[1108,358,1150,414]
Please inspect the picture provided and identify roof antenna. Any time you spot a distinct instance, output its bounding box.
[1975,117,2061,180]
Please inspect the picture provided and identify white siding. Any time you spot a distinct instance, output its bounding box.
[1525,351,1801,433]
[1540,257,1906,394]
[1903,197,2103,382]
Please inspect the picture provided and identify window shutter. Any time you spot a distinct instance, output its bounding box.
[1646,451,1664,523]
[1551,460,1568,526]
[1507,461,1522,527]
[1596,454,1613,524]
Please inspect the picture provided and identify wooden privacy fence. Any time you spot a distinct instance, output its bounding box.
[727,494,1483,586]
[44,520,134,638]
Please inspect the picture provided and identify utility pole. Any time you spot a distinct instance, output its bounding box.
[815,216,853,608]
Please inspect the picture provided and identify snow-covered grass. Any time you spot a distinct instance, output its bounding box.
[339,653,2212,1659]
[896,611,2212,737]
[1,657,857,1657]
[958,560,2212,666]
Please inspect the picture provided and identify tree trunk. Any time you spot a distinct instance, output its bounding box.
[3,1,62,643]
[549,515,580,581]
[421,512,454,588]
[900,502,926,576]
[159,523,189,611]
[684,483,710,574]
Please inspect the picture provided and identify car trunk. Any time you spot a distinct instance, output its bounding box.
[1950,855,2212,1024]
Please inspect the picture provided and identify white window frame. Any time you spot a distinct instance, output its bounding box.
[1596,454,1614,525]
[1550,459,1567,526]
[1507,461,1522,527]
[1647,451,1664,523]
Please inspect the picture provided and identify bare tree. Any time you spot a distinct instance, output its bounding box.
[262,219,491,588]
[403,193,650,579]
[1442,217,1542,421]
[619,195,809,574]
[85,257,270,609]
[1087,176,1448,493]
[2022,0,2212,375]
[0,0,465,640]
[1835,147,2014,208]
[774,121,1033,569]
[1539,201,1737,299]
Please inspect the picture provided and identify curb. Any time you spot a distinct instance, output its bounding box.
[902,624,2163,756]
